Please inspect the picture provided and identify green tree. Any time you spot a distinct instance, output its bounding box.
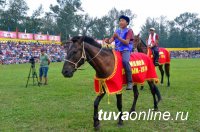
[89,16,109,39]
[0,0,29,31]
[167,21,182,47]
[140,17,159,42]
[5,0,29,31]
[0,0,6,7]
[106,8,136,37]
[40,12,58,35]
[174,12,199,47]
[74,14,97,36]
[23,5,44,33]
[157,16,169,47]
[49,0,83,39]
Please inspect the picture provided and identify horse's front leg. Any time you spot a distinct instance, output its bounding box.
[93,92,105,129]
[116,93,123,126]
[130,85,139,113]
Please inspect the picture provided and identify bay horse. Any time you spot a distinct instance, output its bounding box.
[62,36,161,129]
[134,35,170,88]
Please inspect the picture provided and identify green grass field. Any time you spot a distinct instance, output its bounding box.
[0,59,200,131]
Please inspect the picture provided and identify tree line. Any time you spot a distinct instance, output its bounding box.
[0,0,200,47]
[140,14,200,48]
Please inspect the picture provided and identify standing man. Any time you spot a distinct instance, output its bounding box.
[147,27,159,66]
[39,48,50,85]
[105,15,134,90]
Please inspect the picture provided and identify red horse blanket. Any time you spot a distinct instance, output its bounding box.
[94,51,158,94]
[147,48,170,64]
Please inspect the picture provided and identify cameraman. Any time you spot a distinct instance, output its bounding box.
[39,48,50,85]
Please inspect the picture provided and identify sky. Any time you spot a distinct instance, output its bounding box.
[27,0,200,34]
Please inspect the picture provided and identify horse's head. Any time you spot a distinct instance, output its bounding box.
[134,34,141,49]
[62,36,86,78]
[134,34,147,53]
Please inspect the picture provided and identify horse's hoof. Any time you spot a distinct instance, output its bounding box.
[160,83,164,86]
[94,123,100,131]
[167,83,170,87]
[94,120,100,131]
[153,108,159,111]
[117,121,123,127]
[158,98,162,103]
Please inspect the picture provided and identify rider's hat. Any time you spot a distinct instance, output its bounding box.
[150,27,155,31]
[119,15,130,25]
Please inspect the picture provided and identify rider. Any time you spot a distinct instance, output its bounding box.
[147,27,159,66]
[105,15,134,90]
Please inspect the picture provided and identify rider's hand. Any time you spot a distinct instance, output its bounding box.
[148,43,153,48]
[104,38,109,43]
[113,33,119,39]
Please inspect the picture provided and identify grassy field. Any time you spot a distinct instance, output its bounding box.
[0,59,200,131]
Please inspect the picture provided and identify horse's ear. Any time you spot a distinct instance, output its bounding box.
[71,36,85,44]
[137,34,140,37]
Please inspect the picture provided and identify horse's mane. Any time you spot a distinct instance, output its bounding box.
[72,36,112,51]
[83,36,102,48]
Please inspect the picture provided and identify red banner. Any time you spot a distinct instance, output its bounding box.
[0,30,61,43]
[34,34,48,41]
[94,51,158,94]
[147,48,170,64]
[0,31,17,39]
[48,35,61,42]
[18,32,33,40]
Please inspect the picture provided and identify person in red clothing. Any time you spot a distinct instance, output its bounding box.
[146,27,159,66]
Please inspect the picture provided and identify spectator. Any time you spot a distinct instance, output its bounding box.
[39,48,50,85]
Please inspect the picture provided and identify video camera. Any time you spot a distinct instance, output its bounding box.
[29,56,36,65]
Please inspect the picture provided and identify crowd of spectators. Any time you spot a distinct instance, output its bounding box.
[170,50,200,58]
[0,41,199,65]
[0,41,65,65]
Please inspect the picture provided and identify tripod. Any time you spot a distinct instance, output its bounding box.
[26,63,40,88]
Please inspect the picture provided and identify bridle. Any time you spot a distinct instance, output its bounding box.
[64,41,103,70]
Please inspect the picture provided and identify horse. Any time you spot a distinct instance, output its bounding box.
[62,36,161,129]
[134,35,170,88]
